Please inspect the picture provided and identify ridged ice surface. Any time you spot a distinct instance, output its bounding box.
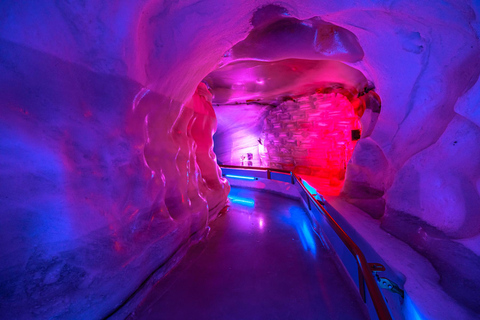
[0,42,229,319]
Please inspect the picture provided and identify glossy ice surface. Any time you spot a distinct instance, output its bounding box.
[127,187,369,320]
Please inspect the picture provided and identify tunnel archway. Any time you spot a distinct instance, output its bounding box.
[201,5,382,196]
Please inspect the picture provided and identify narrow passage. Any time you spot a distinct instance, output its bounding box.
[127,187,369,320]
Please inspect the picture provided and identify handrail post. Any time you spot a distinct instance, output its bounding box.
[358,265,366,302]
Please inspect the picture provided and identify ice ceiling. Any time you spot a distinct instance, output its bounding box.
[203,11,377,195]
[1,0,480,319]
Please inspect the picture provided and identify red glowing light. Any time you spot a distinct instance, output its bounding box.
[263,92,361,195]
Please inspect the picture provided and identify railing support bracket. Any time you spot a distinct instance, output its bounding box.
[370,263,404,299]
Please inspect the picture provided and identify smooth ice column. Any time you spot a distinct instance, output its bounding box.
[184,83,230,217]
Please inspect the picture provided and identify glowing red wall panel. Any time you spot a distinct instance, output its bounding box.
[263,92,361,195]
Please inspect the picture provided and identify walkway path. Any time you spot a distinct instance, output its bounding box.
[127,187,369,320]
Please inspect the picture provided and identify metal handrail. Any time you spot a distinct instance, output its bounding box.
[219,164,291,174]
[220,164,393,320]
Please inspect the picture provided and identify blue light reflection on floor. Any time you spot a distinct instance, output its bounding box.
[228,195,255,206]
[300,221,317,256]
[284,207,318,256]
[228,187,319,255]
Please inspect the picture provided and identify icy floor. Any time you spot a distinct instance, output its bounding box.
[126,187,369,320]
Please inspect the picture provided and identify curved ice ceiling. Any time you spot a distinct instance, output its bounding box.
[222,6,364,64]
[204,59,368,104]
[205,7,376,197]
[207,6,368,104]
[1,0,480,319]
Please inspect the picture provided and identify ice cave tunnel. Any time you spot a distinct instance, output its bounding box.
[1,1,480,319]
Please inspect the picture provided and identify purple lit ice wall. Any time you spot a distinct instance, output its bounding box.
[1,0,480,319]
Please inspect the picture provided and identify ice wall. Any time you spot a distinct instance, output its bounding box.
[0,2,234,318]
[333,4,480,314]
[0,43,229,319]
[1,0,480,318]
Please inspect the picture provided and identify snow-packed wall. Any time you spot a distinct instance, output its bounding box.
[1,0,480,319]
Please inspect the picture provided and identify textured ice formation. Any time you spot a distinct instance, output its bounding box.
[205,59,368,104]
[0,22,229,320]
[1,0,480,319]
[221,7,364,65]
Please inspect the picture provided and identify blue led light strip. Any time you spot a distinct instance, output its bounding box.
[225,174,257,180]
[302,179,317,194]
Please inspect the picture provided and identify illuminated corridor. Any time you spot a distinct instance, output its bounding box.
[127,187,368,320]
[1,1,480,319]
